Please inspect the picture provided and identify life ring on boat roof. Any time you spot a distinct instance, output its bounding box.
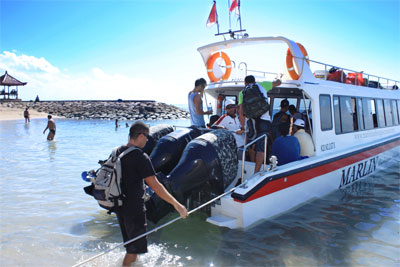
[286,43,309,80]
[207,51,232,82]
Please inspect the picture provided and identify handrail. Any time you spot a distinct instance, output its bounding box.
[295,56,400,89]
[240,133,268,184]
[72,186,238,267]
[301,90,315,152]
[247,69,281,79]
[238,62,247,76]
[237,61,280,79]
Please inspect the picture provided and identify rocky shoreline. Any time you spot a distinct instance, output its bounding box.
[1,100,190,121]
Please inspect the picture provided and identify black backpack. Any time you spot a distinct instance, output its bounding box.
[242,84,270,119]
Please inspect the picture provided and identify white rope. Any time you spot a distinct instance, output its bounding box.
[72,187,237,267]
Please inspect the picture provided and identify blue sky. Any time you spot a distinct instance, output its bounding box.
[1,0,399,104]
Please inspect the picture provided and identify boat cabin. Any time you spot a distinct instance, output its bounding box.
[200,36,399,179]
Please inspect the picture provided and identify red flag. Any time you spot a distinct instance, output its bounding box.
[229,0,240,16]
[206,2,217,28]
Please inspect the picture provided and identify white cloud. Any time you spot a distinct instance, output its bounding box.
[0,51,59,74]
[0,51,192,104]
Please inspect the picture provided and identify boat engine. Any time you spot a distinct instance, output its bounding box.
[146,129,238,223]
[150,127,203,175]
[142,124,174,155]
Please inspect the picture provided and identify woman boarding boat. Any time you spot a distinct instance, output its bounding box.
[198,35,399,229]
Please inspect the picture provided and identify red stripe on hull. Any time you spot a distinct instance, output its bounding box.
[235,139,400,203]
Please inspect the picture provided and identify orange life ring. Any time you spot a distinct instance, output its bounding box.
[207,52,232,82]
[286,43,309,80]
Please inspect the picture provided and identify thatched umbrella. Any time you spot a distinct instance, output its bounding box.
[0,71,27,100]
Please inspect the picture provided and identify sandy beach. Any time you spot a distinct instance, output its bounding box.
[0,106,49,121]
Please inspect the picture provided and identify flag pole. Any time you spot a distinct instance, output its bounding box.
[216,0,220,34]
[228,0,231,31]
[238,0,242,31]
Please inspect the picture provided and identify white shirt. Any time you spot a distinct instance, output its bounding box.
[214,114,245,147]
[294,129,315,157]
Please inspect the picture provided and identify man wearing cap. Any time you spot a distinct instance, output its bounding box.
[213,99,245,150]
[292,119,315,157]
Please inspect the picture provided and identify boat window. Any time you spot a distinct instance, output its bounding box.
[362,98,375,130]
[371,99,378,128]
[384,99,393,127]
[375,99,386,127]
[339,96,357,133]
[356,98,364,131]
[391,100,399,125]
[319,95,332,131]
[299,98,311,116]
[397,100,400,123]
[333,96,341,134]
[271,97,297,118]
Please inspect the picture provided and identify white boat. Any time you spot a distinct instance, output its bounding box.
[197,36,400,229]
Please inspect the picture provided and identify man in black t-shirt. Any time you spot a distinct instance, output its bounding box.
[116,121,188,266]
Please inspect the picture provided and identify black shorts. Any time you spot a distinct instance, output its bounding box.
[255,119,271,152]
[116,211,148,254]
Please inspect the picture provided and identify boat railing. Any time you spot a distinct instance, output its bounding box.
[215,57,398,89]
[240,133,268,184]
[295,56,400,90]
[238,61,281,80]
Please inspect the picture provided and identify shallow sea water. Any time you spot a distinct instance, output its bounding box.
[0,118,399,267]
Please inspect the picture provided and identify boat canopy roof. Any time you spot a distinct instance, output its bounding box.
[198,36,399,90]
[197,36,315,81]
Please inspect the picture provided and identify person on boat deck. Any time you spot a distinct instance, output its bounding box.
[239,75,281,173]
[115,122,188,266]
[288,105,303,121]
[271,121,301,166]
[43,114,56,141]
[292,119,315,157]
[188,78,212,128]
[212,99,245,156]
[272,99,290,140]
[207,114,220,128]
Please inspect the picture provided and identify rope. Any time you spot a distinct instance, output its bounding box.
[72,187,237,267]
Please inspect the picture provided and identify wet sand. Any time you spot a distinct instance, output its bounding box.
[0,106,49,121]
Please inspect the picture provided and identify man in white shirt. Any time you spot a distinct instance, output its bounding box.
[292,119,315,157]
[213,99,245,148]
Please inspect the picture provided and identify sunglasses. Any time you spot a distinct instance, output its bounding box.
[226,105,236,109]
[142,132,150,138]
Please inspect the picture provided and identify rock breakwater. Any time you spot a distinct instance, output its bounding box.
[1,100,190,121]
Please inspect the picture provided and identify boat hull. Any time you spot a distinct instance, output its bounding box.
[208,136,400,229]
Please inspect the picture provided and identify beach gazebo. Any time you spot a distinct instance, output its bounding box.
[0,71,27,100]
